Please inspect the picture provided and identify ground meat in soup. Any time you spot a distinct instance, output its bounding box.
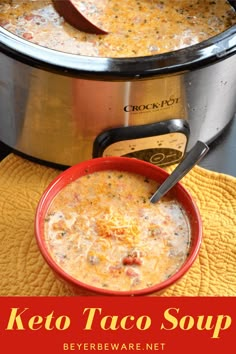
[44,170,191,292]
[0,0,236,57]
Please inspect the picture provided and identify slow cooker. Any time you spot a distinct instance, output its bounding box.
[0,2,236,167]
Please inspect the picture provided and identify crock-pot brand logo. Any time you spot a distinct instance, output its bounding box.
[124,96,180,113]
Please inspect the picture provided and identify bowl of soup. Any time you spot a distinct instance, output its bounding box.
[35,156,202,296]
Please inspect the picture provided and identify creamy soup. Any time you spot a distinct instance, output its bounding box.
[0,0,236,57]
[44,170,191,292]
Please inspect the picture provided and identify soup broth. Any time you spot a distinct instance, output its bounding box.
[44,170,191,292]
[0,0,236,57]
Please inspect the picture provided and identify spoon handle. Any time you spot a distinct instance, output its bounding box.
[150,140,209,204]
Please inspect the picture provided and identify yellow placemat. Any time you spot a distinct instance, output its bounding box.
[0,153,235,296]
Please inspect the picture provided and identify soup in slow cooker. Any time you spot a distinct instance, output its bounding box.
[0,0,236,57]
[44,170,191,292]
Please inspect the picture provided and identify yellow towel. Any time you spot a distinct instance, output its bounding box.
[0,154,235,296]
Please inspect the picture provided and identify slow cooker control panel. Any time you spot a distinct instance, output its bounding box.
[93,119,189,167]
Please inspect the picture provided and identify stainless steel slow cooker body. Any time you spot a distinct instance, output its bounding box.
[0,22,236,166]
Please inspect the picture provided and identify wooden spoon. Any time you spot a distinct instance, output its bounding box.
[52,0,108,34]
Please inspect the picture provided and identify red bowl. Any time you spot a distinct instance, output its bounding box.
[35,156,202,296]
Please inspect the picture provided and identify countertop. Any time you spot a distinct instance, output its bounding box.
[0,116,236,177]
[199,116,236,177]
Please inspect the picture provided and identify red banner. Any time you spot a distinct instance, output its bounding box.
[0,297,235,354]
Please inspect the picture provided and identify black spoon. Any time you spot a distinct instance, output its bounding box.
[150,141,209,204]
